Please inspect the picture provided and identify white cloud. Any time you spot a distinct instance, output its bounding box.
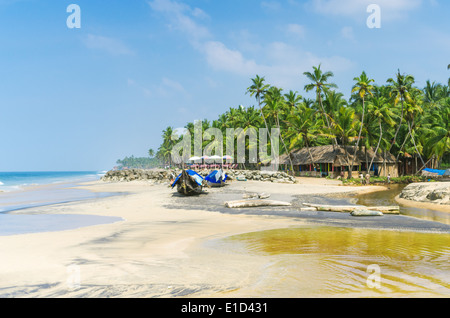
[201,40,354,90]
[127,77,187,98]
[202,41,260,76]
[83,34,134,56]
[308,0,422,20]
[261,1,282,11]
[161,77,186,93]
[149,0,355,90]
[286,24,306,39]
[148,0,211,43]
[340,26,355,40]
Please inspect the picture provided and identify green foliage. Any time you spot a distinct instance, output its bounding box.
[148,66,450,173]
[116,156,161,169]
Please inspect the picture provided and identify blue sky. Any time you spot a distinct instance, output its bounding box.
[0,0,449,171]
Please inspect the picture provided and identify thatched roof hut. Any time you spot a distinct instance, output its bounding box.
[281,145,397,166]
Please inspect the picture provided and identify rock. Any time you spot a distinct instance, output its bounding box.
[101,168,298,185]
[351,209,384,217]
[225,199,292,208]
[400,182,450,205]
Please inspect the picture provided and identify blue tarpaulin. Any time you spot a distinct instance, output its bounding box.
[205,170,228,184]
[171,170,204,188]
[423,168,446,176]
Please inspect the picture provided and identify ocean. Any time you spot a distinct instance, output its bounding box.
[0,171,123,236]
[0,171,105,192]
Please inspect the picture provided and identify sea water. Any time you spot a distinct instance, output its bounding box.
[0,171,122,236]
[0,171,103,192]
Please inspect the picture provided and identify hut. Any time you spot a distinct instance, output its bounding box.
[280,145,398,178]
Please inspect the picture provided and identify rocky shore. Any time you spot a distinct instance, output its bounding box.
[101,169,297,184]
[399,182,450,205]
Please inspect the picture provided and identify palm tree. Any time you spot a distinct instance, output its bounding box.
[148,149,155,158]
[286,104,321,170]
[159,126,175,167]
[386,70,415,153]
[284,90,302,111]
[247,75,271,137]
[366,96,396,173]
[425,100,450,166]
[330,106,359,172]
[404,88,426,168]
[349,71,375,178]
[423,80,443,110]
[304,64,338,147]
[264,86,294,173]
[323,90,347,120]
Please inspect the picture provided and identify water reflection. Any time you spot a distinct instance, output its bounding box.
[356,184,450,225]
[223,227,450,297]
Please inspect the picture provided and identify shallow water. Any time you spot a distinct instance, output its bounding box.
[356,184,450,225]
[0,180,122,236]
[219,226,450,297]
[0,214,123,236]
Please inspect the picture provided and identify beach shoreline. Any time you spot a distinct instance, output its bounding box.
[0,177,449,298]
[395,195,450,213]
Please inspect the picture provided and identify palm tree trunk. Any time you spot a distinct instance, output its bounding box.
[395,130,411,162]
[365,146,369,174]
[349,96,365,179]
[407,121,425,168]
[368,120,383,173]
[305,138,316,172]
[258,95,272,141]
[277,114,294,175]
[318,92,338,149]
[389,98,404,152]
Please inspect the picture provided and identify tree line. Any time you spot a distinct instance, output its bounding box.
[153,65,450,175]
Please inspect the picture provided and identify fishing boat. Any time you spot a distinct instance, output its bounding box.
[205,169,228,187]
[171,170,205,196]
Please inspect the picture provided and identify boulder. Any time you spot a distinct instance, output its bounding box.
[400,182,450,205]
[350,209,384,217]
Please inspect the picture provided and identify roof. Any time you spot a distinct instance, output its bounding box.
[280,145,397,166]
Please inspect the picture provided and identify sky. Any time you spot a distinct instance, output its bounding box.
[0,0,449,171]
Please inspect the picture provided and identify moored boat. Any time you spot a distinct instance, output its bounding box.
[171,170,205,196]
[205,169,228,187]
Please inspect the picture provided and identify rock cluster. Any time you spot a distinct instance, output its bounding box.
[399,182,450,205]
[102,169,180,183]
[101,169,297,184]
[226,170,297,183]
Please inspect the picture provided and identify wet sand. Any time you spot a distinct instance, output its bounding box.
[0,178,448,298]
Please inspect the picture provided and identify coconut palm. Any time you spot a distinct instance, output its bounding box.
[330,106,359,171]
[286,104,321,169]
[404,88,426,167]
[423,80,443,110]
[323,90,347,120]
[366,96,396,173]
[264,86,294,173]
[386,70,415,152]
[349,71,375,177]
[246,75,271,136]
[303,64,338,147]
[284,90,303,112]
[425,99,450,165]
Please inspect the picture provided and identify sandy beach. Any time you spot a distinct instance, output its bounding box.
[0,178,449,298]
